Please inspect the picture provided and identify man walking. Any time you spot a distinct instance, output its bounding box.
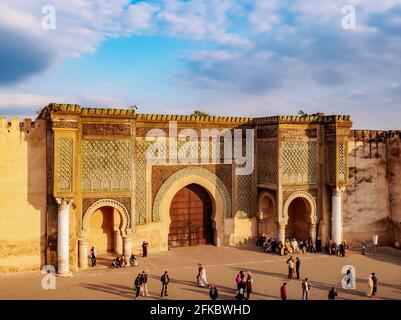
[90,246,96,267]
[134,273,143,300]
[160,271,169,297]
[372,273,378,297]
[361,241,367,255]
[295,257,301,279]
[141,271,150,297]
[301,278,311,300]
[280,283,287,300]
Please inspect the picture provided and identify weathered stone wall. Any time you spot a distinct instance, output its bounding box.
[387,133,401,246]
[0,118,47,273]
[343,131,401,247]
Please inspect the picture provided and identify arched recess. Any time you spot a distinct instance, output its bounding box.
[152,166,232,249]
[81,199,131,238]
[283,191,317,240]
[258,191,277,237]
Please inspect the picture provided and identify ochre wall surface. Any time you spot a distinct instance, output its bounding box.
[343,132,401,247]
[0,118,47,273]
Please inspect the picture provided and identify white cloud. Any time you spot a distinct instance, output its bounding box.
[0,92,72,109]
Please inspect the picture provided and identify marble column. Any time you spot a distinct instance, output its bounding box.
[78,238,88,270]
[123,236,132,261]
[114,230,123,255]
[332,187,342,243]
[56,198,72,276]
[309,224,317,243]
[278,224,286,244]
[257,211,264,236]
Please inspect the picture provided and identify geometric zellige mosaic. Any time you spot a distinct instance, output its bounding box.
[81,140,131,192]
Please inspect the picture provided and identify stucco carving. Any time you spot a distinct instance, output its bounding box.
[58,138,73,191]
[81,199,130,235]
[81,140,131,191]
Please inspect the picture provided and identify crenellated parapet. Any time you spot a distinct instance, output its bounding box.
[351,129,401,141]
[0,117,46,137]
[254,114,351,125]
[136,113,251,124]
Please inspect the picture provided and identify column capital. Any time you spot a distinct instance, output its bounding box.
[55,197,73,209]
[332,187,341,197]
[332,187,346,196]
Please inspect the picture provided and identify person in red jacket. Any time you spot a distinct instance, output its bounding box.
[281,282,287,300]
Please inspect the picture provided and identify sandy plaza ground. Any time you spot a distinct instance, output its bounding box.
[0,245,400,300]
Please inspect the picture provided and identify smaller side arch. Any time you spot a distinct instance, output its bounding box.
[81,199,131,238]
[283,191,317,225]
[258,191,276,221]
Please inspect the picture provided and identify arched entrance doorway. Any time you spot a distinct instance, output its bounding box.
[258,192,276,237]
[88,206,123,254]
[79,199,131,269]
[286,197,312,240]
[168,184,214,247]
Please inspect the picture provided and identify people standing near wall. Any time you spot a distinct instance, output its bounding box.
[141,271,150,297]
[301,278,311,300]
[295,257,301,280]
[291,238,299,253]
[134,273,143,300]
[142,241,149,258]
[280,282,287,300]
[277,241,283,256]
[316,238,322,252]
[90,246,96,267]
[373,235,378,256]
[361,241,367,255]
[160,271,169,297]
[309,238,316,253]
[285,239,292,254]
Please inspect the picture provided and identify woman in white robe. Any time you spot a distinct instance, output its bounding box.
[198,265,208,287]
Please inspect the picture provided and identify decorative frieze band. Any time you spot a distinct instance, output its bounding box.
[83,123,131,136]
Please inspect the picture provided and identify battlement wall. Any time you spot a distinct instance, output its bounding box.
[0,118,47,273]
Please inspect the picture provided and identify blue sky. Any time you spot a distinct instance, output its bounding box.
[0,0,401,129]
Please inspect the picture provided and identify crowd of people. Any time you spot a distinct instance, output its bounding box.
[88,240,150,270]
[325,239,349,257]
[90,238,379,300]
[111,255,128,268]
[256,234,355,258]
[256,234,322,255]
